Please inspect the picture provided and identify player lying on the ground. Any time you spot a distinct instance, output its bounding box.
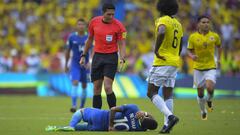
[46,104,158,131]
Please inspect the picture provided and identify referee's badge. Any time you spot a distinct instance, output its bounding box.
[106,35,113,42]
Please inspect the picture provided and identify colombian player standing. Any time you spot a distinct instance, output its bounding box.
[146,0,183,133]
[80,3,127,109]
[65,18,91,113]
[187,15,222,120]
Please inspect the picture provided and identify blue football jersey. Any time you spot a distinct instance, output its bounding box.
[82,108,109,131]
[114,104,146,131]
[82,104,146,131]
[66,32,89,63]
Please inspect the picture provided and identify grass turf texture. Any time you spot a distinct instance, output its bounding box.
[0,96,240,135]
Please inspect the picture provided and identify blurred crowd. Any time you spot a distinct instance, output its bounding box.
[0,0,240,77]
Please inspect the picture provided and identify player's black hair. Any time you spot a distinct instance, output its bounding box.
[157,0,179,16]
[102,3,115,13]
[141,117,158,130]
[77,18,85,23]
[197,15,210,22]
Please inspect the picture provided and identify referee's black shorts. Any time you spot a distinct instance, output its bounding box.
[91,52,118,82]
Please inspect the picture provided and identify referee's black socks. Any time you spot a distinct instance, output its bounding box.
[93,95,102,109]
[107,92,116,109]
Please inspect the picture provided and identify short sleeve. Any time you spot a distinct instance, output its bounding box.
[116,21,127,40]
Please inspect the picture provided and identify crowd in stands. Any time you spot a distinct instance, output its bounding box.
[0,0,240,77]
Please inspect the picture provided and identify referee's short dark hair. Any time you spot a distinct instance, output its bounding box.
[157,0,178,16]
[102,3,115,13]
[197,15,210,22]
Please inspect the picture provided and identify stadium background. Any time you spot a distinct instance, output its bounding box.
[0,0,239,98]
[0,1,240,135]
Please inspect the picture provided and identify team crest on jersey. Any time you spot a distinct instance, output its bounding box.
[209,36,215,41]
[106,35,113,42]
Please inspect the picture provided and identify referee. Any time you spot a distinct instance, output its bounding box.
[80,3,126,109]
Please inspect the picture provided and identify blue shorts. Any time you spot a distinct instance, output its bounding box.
[83,108,109,131]
[70,62,87,83]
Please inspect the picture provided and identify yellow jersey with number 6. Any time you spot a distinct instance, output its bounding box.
[187,31,221,70]
[153,16,183,67]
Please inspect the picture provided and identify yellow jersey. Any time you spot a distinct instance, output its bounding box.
[187,31,221,70]
[153,16,183,67]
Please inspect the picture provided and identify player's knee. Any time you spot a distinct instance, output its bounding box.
[206,85,214,92]
[93,86,101,95]
[104,84,112,93]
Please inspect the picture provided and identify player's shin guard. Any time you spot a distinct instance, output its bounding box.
[93,95,102,109]
[69,110,82,128]
[80,89,87,108]
[107,92,116,109]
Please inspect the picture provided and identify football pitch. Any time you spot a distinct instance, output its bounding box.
[0,96,239,135]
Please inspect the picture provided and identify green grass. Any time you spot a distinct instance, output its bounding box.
[0,96,240,135]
